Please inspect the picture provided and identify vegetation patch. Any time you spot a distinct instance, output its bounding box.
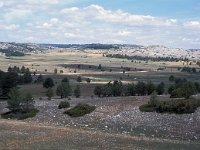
[139,104,156,112]
[1,108,39,120]
[1,88,39,120]
[106,54,185,62]
[140,95,200,114]
[64,103,96,117]
[58,101,70,109]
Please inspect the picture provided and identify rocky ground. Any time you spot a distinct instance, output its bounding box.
[0,96,200,149]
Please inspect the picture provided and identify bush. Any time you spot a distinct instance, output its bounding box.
[1,108,39,120]
[86,78,91,83]
[139,104,155,112]
[58,101,70,109]
[64,103,96,117]
[139,98,200,114]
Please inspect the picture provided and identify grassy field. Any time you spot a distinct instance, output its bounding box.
[0,49,200,149]
[1,49,199,97]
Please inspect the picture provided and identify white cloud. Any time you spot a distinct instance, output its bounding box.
[50,18,59,24]
[0,23,19,30]
[0,2,4,8]
[26,0,60,5]
[0,4,200,48]
[64,33,77,38]
[184,21,200,28]
[4,9,32,21]
[61,5,177,26]
[5,24,20,30]
[117,31,132,36]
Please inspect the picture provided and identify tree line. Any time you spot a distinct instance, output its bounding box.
[94,80,165,97]
[105,54,186,62]
[181,67,197,73]
[43,77,81,100]
[0,66,44,97]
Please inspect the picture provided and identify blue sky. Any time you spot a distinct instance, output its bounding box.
[0,0,200,48]
[74,0,200,19]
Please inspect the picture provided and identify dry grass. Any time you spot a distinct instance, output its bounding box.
[0,119,199,150]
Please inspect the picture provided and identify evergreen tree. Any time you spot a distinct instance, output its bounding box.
[86,78,91,83]
[21,93,34,112]
[74,85,81,98]
[148,91,158,107]
[146,81,155,95]
[7,88,21,112]
[94,85,102,97]
[98,64,102,70]
[54,68,58,74]
[56,82,72,98]
[21,66,26,73]
[2,72,19,96]
[156,82,165,95]
[112,80,123,96]
[125,83,136,96]
[23,71,32,83]
[46,88,54,100]
[182,81,196,98]
[135,82,147,96]
[62,77,69,83]
[43,78,54,88]
[36,74,44,83]
[169,75,175,82]
[77,76,82,82]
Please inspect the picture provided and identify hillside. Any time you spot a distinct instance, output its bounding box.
[0,42,51,57]
[106,45,200,60]
[0,42,200,60]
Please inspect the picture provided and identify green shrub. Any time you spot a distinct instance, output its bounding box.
[1,108,39,120]
[148,92,158,107]
[64,103,96,117]
[139,104,155,112]
[139,98,200,114]
[58,101,70,109]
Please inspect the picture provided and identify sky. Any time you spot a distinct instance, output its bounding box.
[0,0,200,49]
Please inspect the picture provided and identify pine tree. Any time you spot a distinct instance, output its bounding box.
[46,88,54,100]
[74,85,81,98]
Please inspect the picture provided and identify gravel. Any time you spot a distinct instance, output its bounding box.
[1,96,200,142]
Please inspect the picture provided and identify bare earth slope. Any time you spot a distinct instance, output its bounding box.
[0,97,200,150]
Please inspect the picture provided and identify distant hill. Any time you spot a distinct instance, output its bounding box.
[107,45,200,60]
[0,42,50,57]
[42,43,142,49]
[0,42,199,59]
